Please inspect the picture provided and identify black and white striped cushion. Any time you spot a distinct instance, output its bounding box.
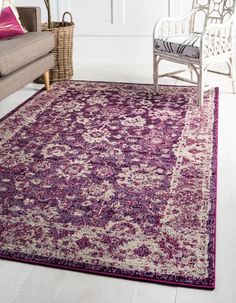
[155,33,201,58]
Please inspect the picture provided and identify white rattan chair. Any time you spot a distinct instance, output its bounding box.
[153,0,236,106]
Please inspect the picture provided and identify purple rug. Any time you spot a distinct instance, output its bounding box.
[0,81,218,289]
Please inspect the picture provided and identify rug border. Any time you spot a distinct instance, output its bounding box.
[0,88,45,124]
[0,82,219,290]
[0,80,213,123]
[0,80,153,123]
[212,86,219,290]
[0,253,215,290]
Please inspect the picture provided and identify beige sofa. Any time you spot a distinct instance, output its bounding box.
[0,7,54,101]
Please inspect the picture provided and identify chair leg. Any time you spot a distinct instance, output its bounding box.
[153,54,157,93]
[153,54,160,94]
[230,57,236,94]
[43,71,50,91]
[197,66,205,107]
[189,65,193,81]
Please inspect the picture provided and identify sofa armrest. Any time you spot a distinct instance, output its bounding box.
[17,7,42,32]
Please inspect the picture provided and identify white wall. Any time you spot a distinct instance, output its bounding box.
[14,0,194,67]
[15,0,192,37]
[72,0,169,36]
[170,0,192,17]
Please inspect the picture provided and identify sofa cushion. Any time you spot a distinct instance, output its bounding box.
[0,31,54,76]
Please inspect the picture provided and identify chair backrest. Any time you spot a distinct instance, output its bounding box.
[192,0,236,31]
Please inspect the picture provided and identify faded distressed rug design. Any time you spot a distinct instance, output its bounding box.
[0,81,218,289]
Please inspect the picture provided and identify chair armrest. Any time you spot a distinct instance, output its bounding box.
[153,9,196,38]
[17,7,42,32]
[200,15,236,58]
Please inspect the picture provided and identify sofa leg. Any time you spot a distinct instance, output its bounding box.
[43,71,50,91]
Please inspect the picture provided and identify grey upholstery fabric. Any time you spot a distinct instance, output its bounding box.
[0,32,54,76]
[0,7,55,101]
[0,54,54,101]
[154,34,201,59]
[17,7,41,32]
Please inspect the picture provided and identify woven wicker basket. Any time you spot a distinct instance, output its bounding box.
[42,12,74,82]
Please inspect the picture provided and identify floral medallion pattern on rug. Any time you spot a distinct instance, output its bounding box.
[0,81,218,289]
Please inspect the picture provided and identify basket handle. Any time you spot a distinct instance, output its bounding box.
[62,12,73,25]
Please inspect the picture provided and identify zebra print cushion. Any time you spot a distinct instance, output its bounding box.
[154,34,201,59]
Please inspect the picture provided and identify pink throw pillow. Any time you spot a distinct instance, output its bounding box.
[0,6,25,39]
